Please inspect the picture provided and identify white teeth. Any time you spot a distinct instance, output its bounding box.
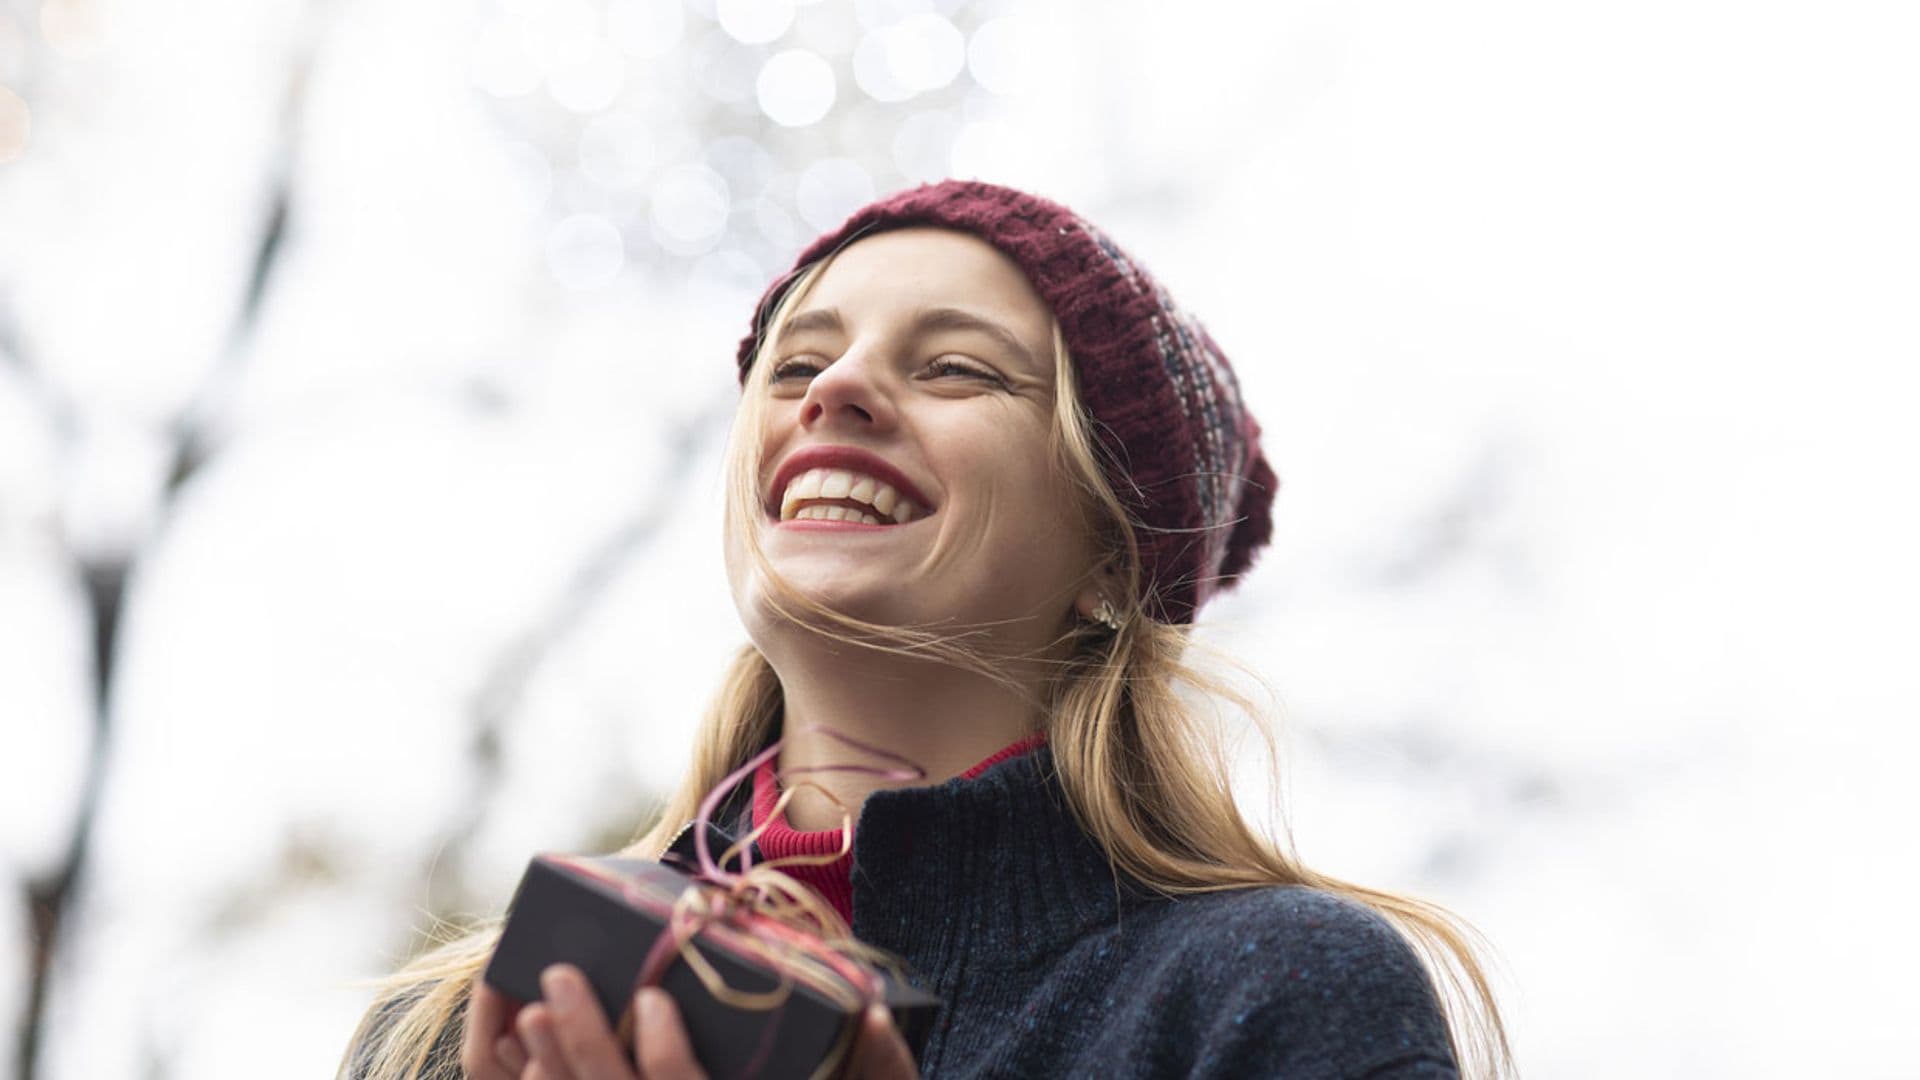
[778,466,926,523]
[790,470,825,501]
[780,469,826,521]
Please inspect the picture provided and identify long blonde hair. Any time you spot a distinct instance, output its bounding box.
[338,253,1513,1079]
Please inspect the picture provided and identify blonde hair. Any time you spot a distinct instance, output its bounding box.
[338,254,1513,1079]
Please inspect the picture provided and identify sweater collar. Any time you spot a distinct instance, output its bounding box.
[661,744,1132,975]
[746,735,1051,926]
[849,746,1135,975]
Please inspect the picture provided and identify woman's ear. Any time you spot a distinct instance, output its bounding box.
[1072,585,1105,622]
[1073,564,1127,625]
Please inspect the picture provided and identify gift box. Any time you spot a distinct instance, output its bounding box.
[483,853,941,1079]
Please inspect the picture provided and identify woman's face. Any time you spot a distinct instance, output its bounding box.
[728,227,1098,650]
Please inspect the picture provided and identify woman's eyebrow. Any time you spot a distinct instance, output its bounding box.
[912,306,1039,370]
[780,305,1041,371]
[780,307,844,337]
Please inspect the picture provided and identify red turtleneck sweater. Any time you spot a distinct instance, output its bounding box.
[750,735,1048,925]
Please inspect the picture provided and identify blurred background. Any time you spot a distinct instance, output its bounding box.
[2,0,1917,1075]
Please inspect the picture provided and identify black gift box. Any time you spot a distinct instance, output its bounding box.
[483,854,940,1079]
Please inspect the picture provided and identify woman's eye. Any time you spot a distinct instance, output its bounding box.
[924,356,1009,387]
[769,357,823,382]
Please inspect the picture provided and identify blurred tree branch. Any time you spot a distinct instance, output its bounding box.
[11,48,305,1080]
[419,388,734,925]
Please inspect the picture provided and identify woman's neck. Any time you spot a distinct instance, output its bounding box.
[767,647,1043,831]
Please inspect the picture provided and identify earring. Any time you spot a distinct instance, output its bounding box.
[1089,595,1123,631]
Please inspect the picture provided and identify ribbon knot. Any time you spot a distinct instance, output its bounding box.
[615,728,925,1071]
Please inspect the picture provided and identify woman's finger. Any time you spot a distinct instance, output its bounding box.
[459,975,522,1080]
[517,1004,577,1080]
[540,965,637,1080]
[634,988,709,1080]
[846,1004,919,1079]
[494,1032,530,1074]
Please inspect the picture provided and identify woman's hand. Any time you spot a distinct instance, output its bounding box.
[461,964,919,1079]
[459,973,529,1079]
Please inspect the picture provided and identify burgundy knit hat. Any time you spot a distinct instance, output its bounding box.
[735,180,1277,625]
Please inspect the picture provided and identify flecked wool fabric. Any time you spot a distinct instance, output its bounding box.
[749,735,1050,927]
[682,747,1458,1078]
[735,180,1278,625]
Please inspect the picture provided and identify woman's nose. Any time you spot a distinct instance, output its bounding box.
[799,350,897,432]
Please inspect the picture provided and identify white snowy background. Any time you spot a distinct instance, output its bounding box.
[2,0,1916,1076]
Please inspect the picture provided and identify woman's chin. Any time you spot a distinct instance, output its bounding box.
[744,577,920,634]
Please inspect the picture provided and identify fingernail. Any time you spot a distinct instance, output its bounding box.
[637,987,664,1022]
[541,965,578,1009]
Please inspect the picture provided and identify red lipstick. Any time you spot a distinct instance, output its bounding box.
[766,445,935,520]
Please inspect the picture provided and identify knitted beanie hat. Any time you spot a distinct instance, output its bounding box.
[734,180,1276,625]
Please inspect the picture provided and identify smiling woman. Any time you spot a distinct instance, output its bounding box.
[733,228,1107,714]
[338,181,1513,1079]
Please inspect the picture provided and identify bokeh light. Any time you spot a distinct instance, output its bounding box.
[853,0,932,33]
[704,135,777,199]
[694,31,762,104]
[884,14,963,93]
[546,212,627,289]
[892,108,958,182]
[794,157,874,232]
[948,118,1015,181]
[788,0,859,55]
[715,0,795,46]
[753,193,806,253]
[755,48,835,127]
[648,162,731,255]
[966,16,1025,96]
[547,36,626,113]
[468,0,1002,290]
[606,0,686,59]
[523,0,598,49]
[852,30,912,103]
[578,112,658,189]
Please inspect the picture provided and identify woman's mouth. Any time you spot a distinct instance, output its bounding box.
[778,467,924,524]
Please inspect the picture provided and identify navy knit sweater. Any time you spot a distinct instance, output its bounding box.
[346,748,1458,1078]
[682,746,1458,1078]
[852,749,1452,1076]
